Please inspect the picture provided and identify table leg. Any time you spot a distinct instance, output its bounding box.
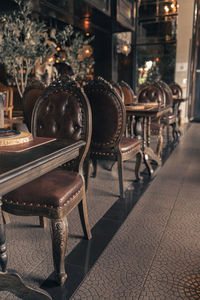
[145,117,162,166]
[134,116,142,138]
[142,117,154,176]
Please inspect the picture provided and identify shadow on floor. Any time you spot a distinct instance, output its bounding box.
[41,134,182,300]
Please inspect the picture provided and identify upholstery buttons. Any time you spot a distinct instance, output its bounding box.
[46,104,53,113]
[74,124,80,131]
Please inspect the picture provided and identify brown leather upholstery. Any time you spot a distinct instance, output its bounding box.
[138,84,165,105]
[33,90,85,141]
[23,79,45,131]
[139,80,179,143]
[85,78,125,150]
[111,81,124,103]
[3,77,92,285]
[154,80,173,107]
[169,82,182,99]
[156,80,180,142]
[4,169,83,219]
[119,137,141,153]
[118,81,136,137]
[119,80,135,105]
[84,77,142,198]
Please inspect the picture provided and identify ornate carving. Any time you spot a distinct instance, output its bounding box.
[50,218,68,285]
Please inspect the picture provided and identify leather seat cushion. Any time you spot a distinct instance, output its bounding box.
[168,114,176,122]
[120,137,141,153]
[161,114,176,125]
[4,169,83,214]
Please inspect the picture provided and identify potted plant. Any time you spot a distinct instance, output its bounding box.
[0,0,52,98]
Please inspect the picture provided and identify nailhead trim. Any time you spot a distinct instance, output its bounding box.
[3,186,83,210]
[92,151,115,156]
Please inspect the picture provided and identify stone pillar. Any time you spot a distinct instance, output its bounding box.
[175,0,195,124]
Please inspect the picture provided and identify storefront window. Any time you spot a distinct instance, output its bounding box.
[136,0,178,85]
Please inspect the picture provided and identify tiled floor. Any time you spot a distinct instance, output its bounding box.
[1,123,200,299]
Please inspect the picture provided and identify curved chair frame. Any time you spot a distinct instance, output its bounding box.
[23,78,45,131]
[3,77,92,285]
[84,77,142,199]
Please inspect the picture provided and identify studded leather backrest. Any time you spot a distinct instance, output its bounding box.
[23,86,45,132]
[31,78,92,171]
[84,77,126,150]
[169,83,182,99]
[138,84,165,105]
[153,80,173,106]
[119,81,135,105]
[111,82,124,103]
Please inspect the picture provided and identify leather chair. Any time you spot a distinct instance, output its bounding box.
[111,81,124,103]
[137,83,164,158]
[155,80,179,142]
[84,77,142,199]
[119,80,136,106]
[23,78,45,132]
[2,77,92,285]
[169,82,183,127]
[118,81,137,137]
[169,82,182,99]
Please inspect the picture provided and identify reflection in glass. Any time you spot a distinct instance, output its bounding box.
[136,0,178,86]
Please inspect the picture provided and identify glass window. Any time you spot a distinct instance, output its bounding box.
[136,0,178,86]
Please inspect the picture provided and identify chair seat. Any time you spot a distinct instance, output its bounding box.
[3,169,83,218]
[120,137,142,153]
[161,114,176,125]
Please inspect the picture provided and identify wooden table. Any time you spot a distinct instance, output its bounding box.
[0,137,85,299]
[126,105,171,176]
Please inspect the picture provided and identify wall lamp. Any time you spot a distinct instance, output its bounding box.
[116,32,132,56]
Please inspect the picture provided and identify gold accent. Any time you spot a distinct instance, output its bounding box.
[0,131,33,146]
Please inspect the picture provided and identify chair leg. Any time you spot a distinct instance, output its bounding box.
[172,123,178,142]
[135,151,142,181]
[78,186,92,240]
[83,155,91,190]
[156,130,163,158]
[51,217,68,285]
[117,154,124,199]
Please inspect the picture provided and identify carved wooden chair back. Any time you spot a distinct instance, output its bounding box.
[84,77,126,152]
[169,82,182,99]
[84,77,142,199]
[111,81,124,103]
[32,77,92,174]
[3,77,92,285]
[137,82,165,106]
[23,79,45,131]
[119,80,135,105]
